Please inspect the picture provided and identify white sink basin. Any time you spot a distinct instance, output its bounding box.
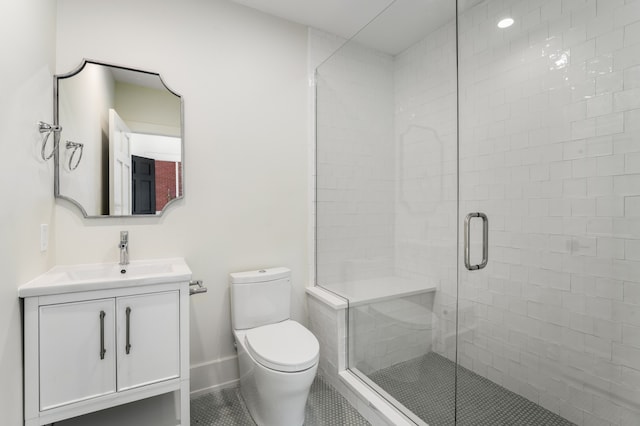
[66,262,174,281]
[19,258,192,297]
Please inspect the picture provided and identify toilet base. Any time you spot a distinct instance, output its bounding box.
[234,329,318,426]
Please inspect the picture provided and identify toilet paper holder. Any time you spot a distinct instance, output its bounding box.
[189,280,207,296]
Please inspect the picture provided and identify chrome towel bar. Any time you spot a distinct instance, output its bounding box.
[189,280,207,296]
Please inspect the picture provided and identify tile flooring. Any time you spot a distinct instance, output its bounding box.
[191,374,370,425]
[193,354,577,426]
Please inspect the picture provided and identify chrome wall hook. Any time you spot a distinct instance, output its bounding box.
[38,121,63,161]
[65,140,84,170]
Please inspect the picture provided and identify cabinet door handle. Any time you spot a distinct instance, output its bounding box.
[125,307,132,355]
[99,310,106,360]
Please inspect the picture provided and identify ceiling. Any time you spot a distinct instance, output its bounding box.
[231,0,473,56]
[231,0,393,44]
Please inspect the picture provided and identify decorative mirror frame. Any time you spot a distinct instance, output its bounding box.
[53,59,185,218]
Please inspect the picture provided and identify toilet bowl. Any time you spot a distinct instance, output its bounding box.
[230,268,319,426]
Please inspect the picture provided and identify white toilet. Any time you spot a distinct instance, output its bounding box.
[230,267,319,426]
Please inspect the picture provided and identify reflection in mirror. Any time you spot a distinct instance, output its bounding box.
[55,60,183,217]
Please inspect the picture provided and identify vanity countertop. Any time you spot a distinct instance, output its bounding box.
[19,257,192,297]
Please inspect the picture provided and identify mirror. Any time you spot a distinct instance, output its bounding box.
[54,60,183,217]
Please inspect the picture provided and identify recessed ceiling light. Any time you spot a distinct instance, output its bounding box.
[497,18,514,29]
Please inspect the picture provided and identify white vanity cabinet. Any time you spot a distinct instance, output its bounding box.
[20,258,192,426]
[116,291,180,392]
[39,298,117,411]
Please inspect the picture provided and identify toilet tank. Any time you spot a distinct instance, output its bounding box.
[230,267,291,330]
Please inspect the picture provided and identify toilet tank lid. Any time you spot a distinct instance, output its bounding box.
[230,267,290,284]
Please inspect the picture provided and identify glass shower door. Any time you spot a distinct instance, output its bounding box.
[456,0,640,424]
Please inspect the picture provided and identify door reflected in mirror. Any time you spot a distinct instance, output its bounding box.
[55,60,183,217]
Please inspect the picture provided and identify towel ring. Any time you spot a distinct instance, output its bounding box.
[65,141,84,170]
[38,121,62,161]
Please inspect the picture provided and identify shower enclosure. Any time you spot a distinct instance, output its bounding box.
[314,0,640,424]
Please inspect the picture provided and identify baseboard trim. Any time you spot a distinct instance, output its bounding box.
[189,355,239,397]
[190,379,240,398]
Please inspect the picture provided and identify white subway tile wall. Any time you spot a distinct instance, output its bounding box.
[315,32,396,286]
[458,0,640,424]
[307,296,347,383]
[393,20,459,364]
[314,0,640,424]
[349,294,435,375]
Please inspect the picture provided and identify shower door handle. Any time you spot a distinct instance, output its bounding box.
[464,212,488,271]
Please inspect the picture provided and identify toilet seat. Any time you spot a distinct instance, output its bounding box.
[244,320,319,372]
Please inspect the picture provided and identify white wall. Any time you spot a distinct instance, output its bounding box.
[130,134,181,162]
[0,1,57,424]
[55,0,308,395]
[115,81,181,137]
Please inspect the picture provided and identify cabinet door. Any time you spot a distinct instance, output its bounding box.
[39,299,116,410]
[116,291,180,391]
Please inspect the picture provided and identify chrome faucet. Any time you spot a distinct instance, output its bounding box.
[119,231,129,266]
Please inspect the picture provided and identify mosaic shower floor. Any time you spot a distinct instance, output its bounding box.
[191,374,370,425]
[193,354,577,425]
[368,352,575,426]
